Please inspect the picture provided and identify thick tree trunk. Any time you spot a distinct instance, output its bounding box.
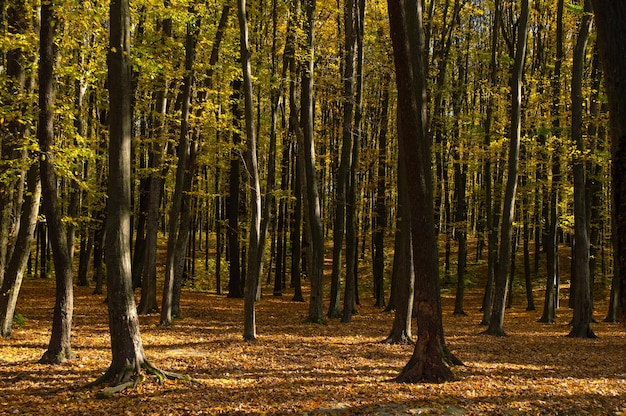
[590,0,626,326]
[485,0,529,337]
[388,0,455,383]
[38,1,74,364]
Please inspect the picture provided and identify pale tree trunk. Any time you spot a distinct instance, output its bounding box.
[388,0,455,383]
[238,0,262,341]
[568,0,595,338]
[485,0,529,337]
[38,1,75,364]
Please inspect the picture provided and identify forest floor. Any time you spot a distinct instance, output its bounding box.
[1,273,625,415]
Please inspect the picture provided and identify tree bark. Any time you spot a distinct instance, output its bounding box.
[238,0,262,341]
[0,163,40,337]
[568,0,595,339]
[485,0,529,337]
[300,0,325,323]
[388,0,455,383]
[38,1,75,364]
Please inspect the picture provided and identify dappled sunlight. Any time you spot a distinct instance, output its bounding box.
[1,278,625,414]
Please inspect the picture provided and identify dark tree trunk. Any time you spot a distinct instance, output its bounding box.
[330,0,358,319]
[388,0,455,383]
[453,159,467,316]
[373,76,390,309]
[227,82,243,299]
[38,1,74,364]
[539,0,564,324]
[479,0,500,327]
[568,0,595,339]
[300,0,325,323]
[238,0,262,341]
[384,134,413,344]
[590,0,626,326]
[485,0,529,337]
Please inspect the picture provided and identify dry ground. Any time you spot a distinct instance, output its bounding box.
[1,276,625,415]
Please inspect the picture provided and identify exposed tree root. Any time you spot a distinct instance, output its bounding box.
[87,360,190,398]
[394,357,456,383]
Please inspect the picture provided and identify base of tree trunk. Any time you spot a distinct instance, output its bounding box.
[567,324,597,338]
[327,307,341,319]
[482,327,507,337]
[39,349,75,364]
[87,360,189,398]
[382,331,414,345]
[453,309,468,316]
[394,357,456,383]
[292,294,305,302]
[526,306,536,311]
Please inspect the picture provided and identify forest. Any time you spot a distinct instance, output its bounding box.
[1,0,626,414]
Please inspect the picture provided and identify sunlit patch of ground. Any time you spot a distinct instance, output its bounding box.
[1,277,625,415]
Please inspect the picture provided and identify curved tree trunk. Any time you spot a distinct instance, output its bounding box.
[0,164,40,337]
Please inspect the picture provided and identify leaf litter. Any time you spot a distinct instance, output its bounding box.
[1,278,625,415]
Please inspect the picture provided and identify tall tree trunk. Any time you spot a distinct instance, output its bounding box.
[170,9,201,319]
[238,0,262,341]
[373,75,390,309]
[227,83,243,299]
[383,133,413,345]
[0,163,40,337]
[90,0,176,388]
[485,0,529,337]
[539,0,564,324]
[138,5,173,315]
[388,0,455,383]
[568,0,595,339]
[300,0,325,323]
[479,0,501,326]
[329,0,358,319]
[590,0,626,326]
[38,1,74,364]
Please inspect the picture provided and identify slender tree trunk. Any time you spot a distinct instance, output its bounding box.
[38,1,74,364]
[479,0,501,326]
[485,0,529,337]
[539,0,564,324]
[568,0,595,338]
[384,133,413,344]
[373,75,390,309]
[227,83,243,299]
[238,0,262,341]
[0,163,40,337]
[300,0,325,323]
[330,0,357,319]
